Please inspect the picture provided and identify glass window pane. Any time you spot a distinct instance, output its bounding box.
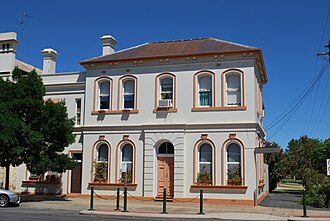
[100,95,110,109]
[199,91,211,106]
[98,144,108,161]
[124,80,135,94]
[227,164,240,175]
[100,81,110,95]
[124,95,134,108]
[227,75,240,90]
[227,143,241,163]
[161,78,173,92]
[199,76,212,91]
[122,144,133,162]
[199,143,212,162]
[158,142,174,154]
[199,163,211,174]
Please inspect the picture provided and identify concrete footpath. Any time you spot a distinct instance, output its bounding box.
[20,195,330,221]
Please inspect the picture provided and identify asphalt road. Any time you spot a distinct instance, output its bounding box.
[0,207,233,221]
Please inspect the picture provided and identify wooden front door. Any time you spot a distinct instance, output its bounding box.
[157,157,174,198]
[71,153,82,193]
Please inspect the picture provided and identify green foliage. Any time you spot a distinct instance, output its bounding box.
[0,68,75,188]
[94,162,108,182]
[227,166,242,186]
[263,142,287,191]
[120,170,133,183]
[311,139,330,175]
[282,136,330,208]
[304,172,330,208]
[285,136,320,180]
[196,166,212,185]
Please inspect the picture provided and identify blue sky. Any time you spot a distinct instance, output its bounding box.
[1,0,329,148]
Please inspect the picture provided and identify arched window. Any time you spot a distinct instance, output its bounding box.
[197,143,213,185]
[226,74,241,106]
[99,81,110,109]
[94,143,110,182]
[121,144,133,183]
[123,79,135,109]
[198,75,212,106]
[94,77,112,111]
[159,78,173,107]
[98,144,109,161]
[226,143,242,185]
[158,142,174,155]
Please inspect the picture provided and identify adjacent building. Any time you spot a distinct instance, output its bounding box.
[0,32,268,206]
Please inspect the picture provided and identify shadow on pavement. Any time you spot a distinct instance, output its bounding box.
[19,194,70,202]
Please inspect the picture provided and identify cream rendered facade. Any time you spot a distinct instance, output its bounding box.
[0,32,268,205]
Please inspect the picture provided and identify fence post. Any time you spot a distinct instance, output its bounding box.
[123,187,128,212]
[115,187,120,210]
[303,190,308,217]
[161,188,168,214]
[89,187,94,211]
[198,189,205,215]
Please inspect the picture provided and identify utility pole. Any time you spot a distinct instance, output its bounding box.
[317,41,330,60]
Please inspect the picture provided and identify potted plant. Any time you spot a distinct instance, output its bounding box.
[120,170,133,184]
[227,167,242,186]
[196,166,212,185]
[94,161,108,182]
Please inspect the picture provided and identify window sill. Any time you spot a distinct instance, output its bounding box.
[88,182,137,191]
[153,107,177,113]
[190,184,248,193]
[191,106,247,112]
[91,110,139,115]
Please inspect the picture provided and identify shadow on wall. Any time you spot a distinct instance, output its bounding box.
[21,181,63,195]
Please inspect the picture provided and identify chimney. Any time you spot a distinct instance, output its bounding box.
[0,32,18,74]
[41,48,59,74]
[100,35,117,56]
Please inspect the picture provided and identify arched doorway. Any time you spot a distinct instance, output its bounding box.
[156,142,174,199]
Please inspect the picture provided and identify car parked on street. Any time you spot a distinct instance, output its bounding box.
[0,188,20,207]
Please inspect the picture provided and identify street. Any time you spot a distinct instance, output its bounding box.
[0,207,229,221]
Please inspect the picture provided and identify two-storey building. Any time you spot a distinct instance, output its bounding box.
[1,32,268,205]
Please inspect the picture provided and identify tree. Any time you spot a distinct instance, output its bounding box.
[285,136,320,180]
[263,142,287,191]
[0,68,75,189]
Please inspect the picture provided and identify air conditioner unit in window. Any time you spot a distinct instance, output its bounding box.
[158,99,173,108]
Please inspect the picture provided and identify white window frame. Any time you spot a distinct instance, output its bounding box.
[120,143,134,183]
[197,142,213,184]
[75,98,81,126]
[225,73,242,106]
[197,75,213,107]
[225,142,242,184]
[159,77,173,102]
[122,79,136,110]
[97,79,111,110]
[94,143,110,182]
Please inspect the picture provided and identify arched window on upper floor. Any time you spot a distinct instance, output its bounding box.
[94,77,112,111]
[155,73,176,111]
[222,70,244,107]
[193,71,215,109]
[119,76,138,111]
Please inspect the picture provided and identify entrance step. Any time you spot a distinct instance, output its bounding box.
[154,196,173,202]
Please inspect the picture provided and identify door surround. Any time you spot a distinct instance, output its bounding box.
[155,142,174,198]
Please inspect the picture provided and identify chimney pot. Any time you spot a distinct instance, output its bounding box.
[41,48,59,74]
[100,35,117,56]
